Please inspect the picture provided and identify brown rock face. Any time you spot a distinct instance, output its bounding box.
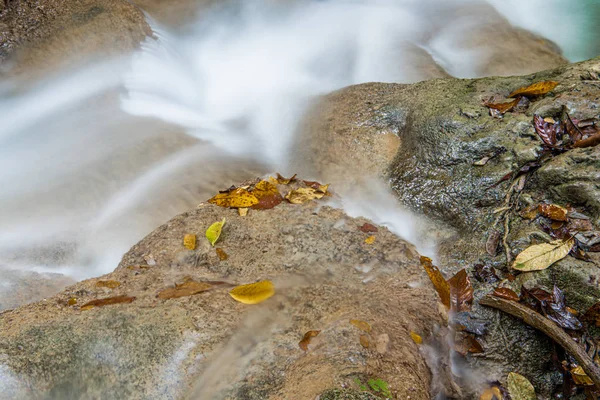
[0,200,442,399]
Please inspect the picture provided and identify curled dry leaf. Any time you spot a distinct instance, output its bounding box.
[474,264,500,284]
[350,319,372,332]
[493,287,520,302]
[512,238,574,271]
[421,256,450,309]
[183,234,196,250]
[364,235,376,244]
[507,372,536,400]
[410,331,422,344]
[484,96,521,114]
[285,187,327,204]
[448,269,474,313]
[538,203,568,221]
[208,188,259,208]
[572,132,600,148]
[454,332,483,355]
[564,112,584,143]
[302,180,325,190]
[359,223,378,233]
[96,280,121,289]
[583,303,600,327]
[206,218,226,247]
[157,280,213,300]
[275,173,297,185]
[299,330,321,351]
[250,180,283,210]
[509,81,558,98]
[533,115,559,147]
[229,280,275,304]
[81,295,135,310]
[215,247,228,261]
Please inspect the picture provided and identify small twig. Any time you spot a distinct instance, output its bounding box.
[503,212,512,264]
[480,295,600,389]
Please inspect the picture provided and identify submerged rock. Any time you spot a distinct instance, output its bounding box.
[0,200,442,399]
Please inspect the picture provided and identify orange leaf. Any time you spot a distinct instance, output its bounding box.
[250,180,283,210]
[421,256,450,308]
[364,235,376,244]
[81,295,135,310]
[410,331,423,344]
[183,234,197,250]
[492,287,520,302]
[359,335,370,348]
[484,96,520,114]
[157,280,213,300]
[359,223,378,233]
[538,203,568,221]
[299,330,321,351]
[216,247,228,261]
[509,81,558,98]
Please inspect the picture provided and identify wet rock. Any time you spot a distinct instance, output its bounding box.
[0,201,441,399]
[293,57,600,397]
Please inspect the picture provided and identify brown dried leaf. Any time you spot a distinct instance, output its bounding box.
[421,256,450,309]
[250,180,283,210]
[299,330,320,351]
[567,218,593,232]
[208,188,259,208]
[538,203,568,221]
[454,332,483,355]
[484,96,521,114]
[67,297,77,306]
[564,113,584,143]
[215,247,228,260]
[183,234,196,250]
[493,287,520,302]
[519,205,539,220]
[474,264,500,284]
[81,295,135,310]
[350,319,372,332]
[448,269,474,312]
[486,230,501,256]
[582,303,600,327]
[509,81,558,98]
[573,132,600,148]
[157,280,213,300]
[96,280,121,289]
[359,223,378,233]
[533,115,558,147]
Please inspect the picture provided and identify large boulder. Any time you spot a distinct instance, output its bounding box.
[293,57,600,396]
[0,196,442,399]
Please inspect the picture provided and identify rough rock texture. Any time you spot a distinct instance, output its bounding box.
[293,57,600,396]
[0,0,151,75]
[0,198,442,399]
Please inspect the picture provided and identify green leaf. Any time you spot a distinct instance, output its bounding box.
[507,372,536,400]
[206,218,226,246]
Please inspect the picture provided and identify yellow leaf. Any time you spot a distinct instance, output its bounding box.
[350,319,372,332]
[157,280,213,300]
[208,188,259,208]
[229,280,275,304]
[206,218,226,247]
[571,366,594,386]
[365,235,376,244]
[96,280,121,289]
[512,238,574,271]
[238,207,248,216]
[80,295,135,310]
[421,256,451,308]
[67,297,77,306]
[507,372,536,400]
[285,187,327,204]
[480,386,503,400]
[183,234,196,250]
[509,81,559,98]
[410,331,422,344]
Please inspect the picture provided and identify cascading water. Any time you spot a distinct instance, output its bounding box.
[0,0,590,308]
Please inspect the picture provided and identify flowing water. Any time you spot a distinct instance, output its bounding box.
[0,0,596,308]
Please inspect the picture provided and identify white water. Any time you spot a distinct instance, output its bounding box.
[0,0,584,301]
